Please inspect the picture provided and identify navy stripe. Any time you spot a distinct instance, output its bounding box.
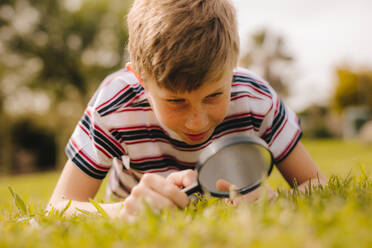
[98,85,144,116]
[233,75,271,94]
[113,169,131,194]
[112,115,264,149]
[65,144,107,179]
[214,116,262,134]
[111,188,127,199]
[80,113,124,158]
[130,158,196,171]
[66,143,107,175]
[80,116,91,131]
[129,99,150,108]
[116,128,202,149]
[91,129,124,158]
[262,99,286,144]
[275,132,302,164]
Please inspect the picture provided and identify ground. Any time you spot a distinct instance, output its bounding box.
[0,139,371,247]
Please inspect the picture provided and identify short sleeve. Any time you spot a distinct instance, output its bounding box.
[65,105,126,180]
[259,87,302,164]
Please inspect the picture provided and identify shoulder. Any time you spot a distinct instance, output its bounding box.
[232,67,274,98]
[229,67,278,116]
[88,68,147,117]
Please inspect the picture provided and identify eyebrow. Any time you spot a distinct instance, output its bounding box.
[166,88,224,99]
[205,87,225,96]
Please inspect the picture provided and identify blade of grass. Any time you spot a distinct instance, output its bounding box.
[59,200,72,217]
[75,208,91,216]
[8,186,29,216]
[89,199,109,218]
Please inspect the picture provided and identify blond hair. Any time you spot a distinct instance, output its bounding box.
[127,0,240,92]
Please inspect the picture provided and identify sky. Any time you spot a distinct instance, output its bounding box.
[232,0,372,111]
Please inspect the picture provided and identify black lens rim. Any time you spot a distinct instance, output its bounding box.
[196,135,274,198]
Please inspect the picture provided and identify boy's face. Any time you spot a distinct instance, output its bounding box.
[144,72,232,145]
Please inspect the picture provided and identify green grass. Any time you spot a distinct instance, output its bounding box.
[1,139,371,247]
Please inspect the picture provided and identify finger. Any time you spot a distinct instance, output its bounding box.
[123,185,177,217]
[231,185,275,205]
[133,185,177,211]
[142,173,189,208]
[166,169,198,188]
[121,195,141,217]
[216,178,231,191]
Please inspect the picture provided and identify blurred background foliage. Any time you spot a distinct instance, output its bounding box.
[0,0,371,175]
[0,0,131,174]
[332,68,372,112]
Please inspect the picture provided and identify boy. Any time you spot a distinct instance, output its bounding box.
[48,0,326,220]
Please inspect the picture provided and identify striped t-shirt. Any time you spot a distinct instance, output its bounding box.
[66,67,302,200]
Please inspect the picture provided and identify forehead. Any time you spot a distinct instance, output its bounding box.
[147,71,233,97]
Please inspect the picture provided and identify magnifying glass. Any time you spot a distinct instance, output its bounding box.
[181,135,274,198]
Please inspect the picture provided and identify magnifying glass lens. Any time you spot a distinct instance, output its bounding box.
[198,143,271,197]
[181,135,273,198]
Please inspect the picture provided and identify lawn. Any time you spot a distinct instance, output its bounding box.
[0,139,371,247]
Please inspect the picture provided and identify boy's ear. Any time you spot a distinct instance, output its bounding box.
[125,62,145,88]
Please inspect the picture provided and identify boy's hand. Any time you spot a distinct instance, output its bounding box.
[119,173,190,221]
[166,169,198,188]
[216,179,277,205]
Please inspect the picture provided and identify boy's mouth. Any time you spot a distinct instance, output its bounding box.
[183,129,210,141]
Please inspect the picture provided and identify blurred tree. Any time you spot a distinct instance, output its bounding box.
[239,29,294,97]
[332,68,372,112]
[298,104,335,139]
[0,0,132,172]
[0,0,130,104]
[11,118,57,173]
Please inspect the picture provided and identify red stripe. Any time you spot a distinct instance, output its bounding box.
[123,91,145,107]
[96,84,131,110]
[224,112,265,121]
[70,139,110,171]
[213,126,255,139]
[78,123,113,158]
[276,129,301,161]
[94,143,113,159]
[274,97,280,116]
[234,71,255,77]
[232,83,272,98]
[264,100,274,117]
[111,90,146,114]
[110,112,263,133]
[144,166,184,173]
[234,72,271,88]
[92,123,126,154]
[85,109,92,118]
[260,102,275,137]
[84,109,126,154]
[116,107,152,113]
[231,93,263,101]
[269,117,288,146]
[110,125,169,137]
[78,123,91,138]
[124,126,254,152]
[262,127,272,138]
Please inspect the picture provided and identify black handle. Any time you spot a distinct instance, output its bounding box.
[181,182,201,195]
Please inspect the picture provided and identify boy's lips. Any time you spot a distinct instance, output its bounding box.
[183,129,210,141]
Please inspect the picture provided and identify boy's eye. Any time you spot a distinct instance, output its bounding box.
[206,92,222,99]
[167,99,185,103]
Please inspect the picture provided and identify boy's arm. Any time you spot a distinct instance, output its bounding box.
[47,159,192,219]
[276,141,327,191]
[47,159,122,218]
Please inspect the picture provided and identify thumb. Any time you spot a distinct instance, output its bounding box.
[216,178,232,191]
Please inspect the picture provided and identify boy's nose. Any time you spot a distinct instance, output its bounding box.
[184,107,209,131]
